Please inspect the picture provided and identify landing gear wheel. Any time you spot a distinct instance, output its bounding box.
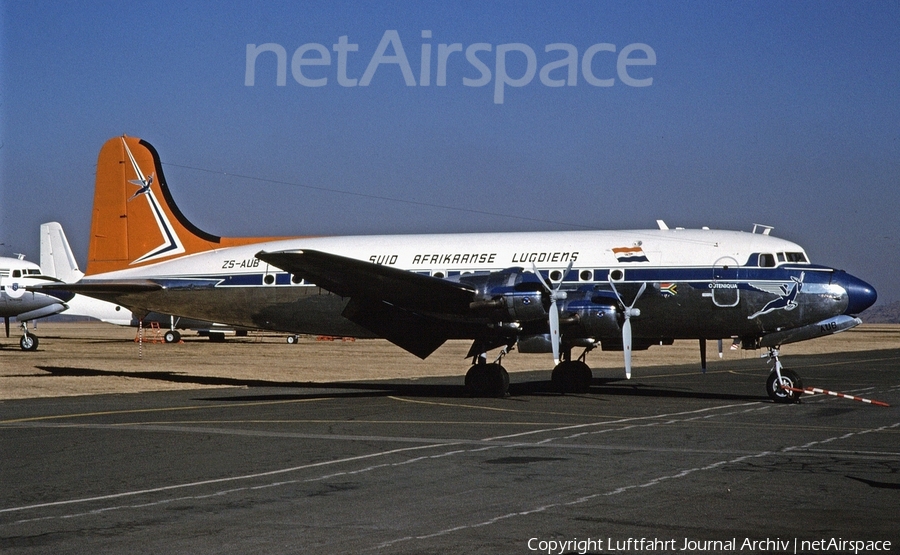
[766,368,803,404]
[286,335,299,344]
[20,334,38,351]
[551,360,593,393]
[163,330,181,344]
[465,363,509,398]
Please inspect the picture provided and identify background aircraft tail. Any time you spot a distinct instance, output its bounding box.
[86,135,282,275]
[40,222,85,283]
[40,221,133,325]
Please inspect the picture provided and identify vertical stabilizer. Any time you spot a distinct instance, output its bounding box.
[40,222,85,283]
[86,136,285,275]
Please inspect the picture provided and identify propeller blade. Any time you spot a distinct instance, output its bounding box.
[534,262,572,367]
[549,299,560,364]
[623,317,632,379]
[610,277,646,379]
[533,264,552,292]
[631,282,647,309]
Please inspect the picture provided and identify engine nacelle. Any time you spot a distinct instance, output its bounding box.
[562,293,620,338]
[462,268,549,323]
[517,334,553,353]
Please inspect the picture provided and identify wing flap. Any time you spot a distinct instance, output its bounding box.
[342,297,449,359]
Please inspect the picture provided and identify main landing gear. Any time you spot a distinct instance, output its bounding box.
[465,358,509,398]
[551,347,593,394]
[765,347,804,404]
[465,345,595,397]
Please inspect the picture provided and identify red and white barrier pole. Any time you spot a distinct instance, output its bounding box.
[782,386,890,407]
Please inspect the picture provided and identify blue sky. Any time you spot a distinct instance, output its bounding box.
[2,1,898,302]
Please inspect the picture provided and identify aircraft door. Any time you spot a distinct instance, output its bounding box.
[710,256,740,307]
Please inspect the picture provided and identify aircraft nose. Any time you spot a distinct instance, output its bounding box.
[834,271,877,315]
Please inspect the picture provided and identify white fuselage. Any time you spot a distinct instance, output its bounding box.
[94,228,808,283]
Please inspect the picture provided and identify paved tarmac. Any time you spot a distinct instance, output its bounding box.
[2,347,899,554]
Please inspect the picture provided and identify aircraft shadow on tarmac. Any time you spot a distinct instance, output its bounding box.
[37,365,767,403]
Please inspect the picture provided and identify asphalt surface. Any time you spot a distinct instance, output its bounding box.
[2,348,899,554]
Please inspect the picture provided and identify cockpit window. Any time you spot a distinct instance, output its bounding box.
[12,270,21,278]
[776,253,785,263]
[785,252,808,263]
[758,254,776,267]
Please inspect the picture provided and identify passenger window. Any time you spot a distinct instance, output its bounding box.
[758,254,776,267]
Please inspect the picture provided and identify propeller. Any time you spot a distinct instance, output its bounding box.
[533,262,573,365]
[608,278,647,379]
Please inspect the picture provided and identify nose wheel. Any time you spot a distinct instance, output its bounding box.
[19,329,39,351]
[765,348,803,403]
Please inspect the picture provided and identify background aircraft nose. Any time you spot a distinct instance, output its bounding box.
[834,271,877,315]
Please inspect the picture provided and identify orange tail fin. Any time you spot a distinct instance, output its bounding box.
[87,136,284,275]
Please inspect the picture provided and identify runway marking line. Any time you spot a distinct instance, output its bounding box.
[96,418,573,427]
[481,402,760,441]
[375,420,900,550]
[387,395,625,418]
[0,442,458,515]
[6,400,898,530]
[0,396,333,425]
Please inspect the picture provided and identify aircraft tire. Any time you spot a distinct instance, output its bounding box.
[465,363,509,398]
[551,360,592,394]
[164,330,181,344]
[20,334,38,351]
[286,335,299,344]
[766,368,803,404]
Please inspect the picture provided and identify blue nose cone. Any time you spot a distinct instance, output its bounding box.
[834,271,877,315]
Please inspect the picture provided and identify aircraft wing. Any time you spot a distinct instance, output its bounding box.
[257,250,482,358]
[256,249,476,314]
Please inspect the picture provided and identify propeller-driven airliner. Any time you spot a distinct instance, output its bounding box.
[40,136,877,400]
[1,254,71,350]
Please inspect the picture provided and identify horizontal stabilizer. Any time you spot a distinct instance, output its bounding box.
[30,280,163,295]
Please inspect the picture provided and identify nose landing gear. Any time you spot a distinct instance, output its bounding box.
[765,348,803,404]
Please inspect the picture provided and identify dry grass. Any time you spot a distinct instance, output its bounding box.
[2,322,898,400]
